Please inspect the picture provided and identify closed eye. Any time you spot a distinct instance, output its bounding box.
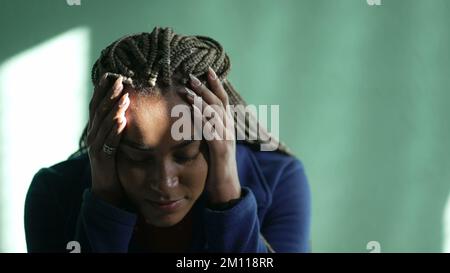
[118,146,153,163]
[173,152,200,164]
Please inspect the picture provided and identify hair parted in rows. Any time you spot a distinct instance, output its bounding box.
[73,26,290,157]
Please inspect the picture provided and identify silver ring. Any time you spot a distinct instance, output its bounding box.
[102,144,116,155]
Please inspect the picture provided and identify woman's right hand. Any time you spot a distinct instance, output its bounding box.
[86,74,130,207]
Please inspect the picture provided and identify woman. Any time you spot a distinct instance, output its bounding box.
[24,27,311,253]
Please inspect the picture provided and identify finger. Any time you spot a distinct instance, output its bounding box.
[181,87,221,119]
[88,76,124,142]
[207,67,229,106]
[92,93,130,151]
[88,73,110,129]
[188,87,228,124]
[94,103,129,154]
[189,74,223,107]
[191,101,227,141]
[184,86,231,130]
[103,115,127,156]
[112,93,130,122]
[191,102,204,139]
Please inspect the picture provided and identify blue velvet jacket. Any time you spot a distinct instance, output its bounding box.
[25,143,311,253]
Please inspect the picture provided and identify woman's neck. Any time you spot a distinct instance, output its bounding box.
[133,211,194,253]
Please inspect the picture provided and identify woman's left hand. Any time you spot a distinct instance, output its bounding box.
[181,67,241,205]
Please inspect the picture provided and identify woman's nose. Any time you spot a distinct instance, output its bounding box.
[148,161,179,192]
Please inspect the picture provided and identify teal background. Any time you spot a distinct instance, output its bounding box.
[1,0,450,252]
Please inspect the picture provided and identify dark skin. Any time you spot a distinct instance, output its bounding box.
[117,90,208,228]
[86,67,241,252]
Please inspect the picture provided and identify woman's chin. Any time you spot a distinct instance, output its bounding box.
[139,198,194,227]
[141,207,186,227]
[144,214,183,227]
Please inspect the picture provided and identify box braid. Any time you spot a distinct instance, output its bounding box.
[73,27,290,157]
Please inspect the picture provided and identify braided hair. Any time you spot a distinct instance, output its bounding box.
[74,27,290,157]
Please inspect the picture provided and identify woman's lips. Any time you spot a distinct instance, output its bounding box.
[147,198,184,212]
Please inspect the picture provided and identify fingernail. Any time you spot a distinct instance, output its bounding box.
[208,67,217,80]
[116,116,126,134]
[119,93,129,107]
[185,87,196,98]
[110,76,124,99]
[115,114,126,124]
[189,74,202,87]
[118,115,126,124]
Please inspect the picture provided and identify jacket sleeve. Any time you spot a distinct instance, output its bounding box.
[203,187,270,252]
[25,168,137,253]
[202,158,311,253]
[261,158,311,252]
[25,168,67,252]
[74,190,137,253]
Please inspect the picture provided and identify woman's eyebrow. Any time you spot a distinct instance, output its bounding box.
[121,138,154,151]
[121,138,196,151]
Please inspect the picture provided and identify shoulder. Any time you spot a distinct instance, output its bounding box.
[27,153,90,206]
[236,143,308,211]
[31,153,89,185]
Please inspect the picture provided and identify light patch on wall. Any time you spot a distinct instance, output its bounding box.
[0,27,89,252]
[444,192,450,253]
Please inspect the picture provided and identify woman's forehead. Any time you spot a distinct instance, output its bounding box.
[123,87,191,145]
[126,86,187,116]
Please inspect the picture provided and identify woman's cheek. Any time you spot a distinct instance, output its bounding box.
[116,155,130,183]
[181,153,208,194]
[116,155,146,193]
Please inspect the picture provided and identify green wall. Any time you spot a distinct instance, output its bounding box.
[1,0,450,252]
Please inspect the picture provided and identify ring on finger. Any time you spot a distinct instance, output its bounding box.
[102,143,117,155]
